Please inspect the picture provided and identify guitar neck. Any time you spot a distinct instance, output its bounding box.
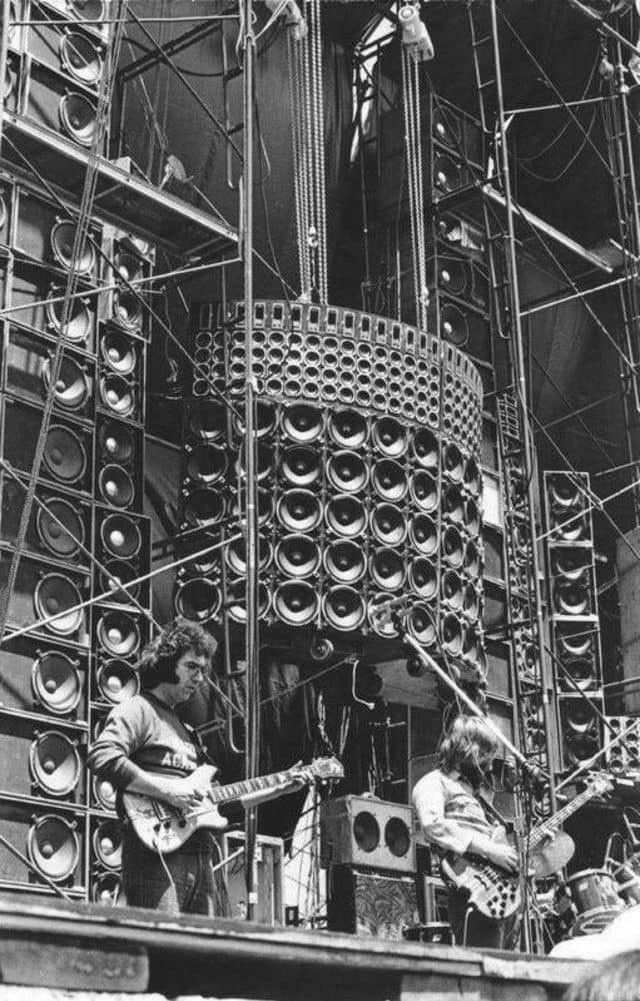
[209,767,305,806]
[530,786,598,849]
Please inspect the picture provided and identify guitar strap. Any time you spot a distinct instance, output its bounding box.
[477,789,512,833]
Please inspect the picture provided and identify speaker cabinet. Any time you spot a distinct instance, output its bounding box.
[14,188,100,279]
[0,474,92,568]
[0,715,85,802]
[0,548,90,646]
[3,323,95,419]
[327,865,419,939]
[9,263,97,353]
[0,801,85,891]
[2,397,94,494]
[320,796,415,873]
[0,635,87,719]
[220,831,284,924]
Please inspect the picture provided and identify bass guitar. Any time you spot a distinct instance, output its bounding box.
[440,771,613,920]
[123,756,344,853]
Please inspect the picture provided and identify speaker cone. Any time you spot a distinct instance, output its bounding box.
[114,247,144,284]
[463,582,480,619]
[552,513,587,543]
[443,443,464,482]
[371,503,407,546]
[372,416,407,457]
[410,471,438,513]
[227,578,270,622]
[440,303,468,347]
[42,356,90,411]
[100,559,141,604]
[554,581,589,616]
[433,152,462,194]
[561,657,597,691]
[231,486,274,526]
[32,651,82,715]
[68,0,106,22]
[225,537,272,575]
[433,108,462,150]
[325,494,367,538]
[368,592,398,637]
[112,289,143,331]
[189,401,226,444]
[183,487,225,527]
[549,475,582,509]
[443,484,464,523]
[93,819,122,870]
[553,548,590,582]
[557,628,592,659]
[175,577,221,622]
[385,817,411,859]
[59,91,97,146]
[277,489,322,533]
[464,539,480,576]
[98,420,134,465]
[409,514,438,557]
[232,401,276,439]
[370,548,406,591]
[464,456,481,494]
[28,814,80,882]
[324,539,366,584]
[46,292,91,344]
[36,498,84,558]
[322,586,365,631]
[187,444,227,485]
[372,459,408,502]
[564,701,599,737]
[99,374,135,418]
[96,659,139,703]
[96,611,141,657]
[282,403,323,442]
[438,257,469,297]
[272,580,318,626]
[464,497,480,534]
[98,464,135,509]
[442,524,464,566]
[353,810,379,852]
[281,446,322,487]
[442,569,463,609]
[34,573,83,636]
[441,613,462,655]
[412,428,439,470]
[93,775,117,813]
[409,557,437,600]
[276,535,321,578]
[100,329,137,376]
[327,409,368,449]
[327,450,368,494]
[92,871,122,905]
[60,31,103,86]
[30,731,81,797]
[50,221,95,274]
[237,441,274,481]
[101,513,142,560]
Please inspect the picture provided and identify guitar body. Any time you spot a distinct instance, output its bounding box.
[122,791,229,853]
[440,852,521,920]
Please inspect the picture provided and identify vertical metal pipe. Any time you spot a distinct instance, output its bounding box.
[241,0,260,922]
[0,0,11,152]
[488,0,559,816]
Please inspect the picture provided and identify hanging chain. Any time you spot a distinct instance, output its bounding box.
[401,39,428,331]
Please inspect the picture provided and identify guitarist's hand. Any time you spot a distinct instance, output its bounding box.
[163,765,216,810]
[485,842,519,873]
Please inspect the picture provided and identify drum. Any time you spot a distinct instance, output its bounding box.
[610,852,640,905]
[567,869,625,936]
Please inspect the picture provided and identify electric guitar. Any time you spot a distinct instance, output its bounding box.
[123,756,344,853]
[439,772,613,920]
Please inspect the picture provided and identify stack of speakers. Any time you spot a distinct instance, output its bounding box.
[175,299,486,679]
[320,795,419,939]
[0,0,153,897]
[5,0,108,153]
[604,717,640,776]
[543,472,604,771]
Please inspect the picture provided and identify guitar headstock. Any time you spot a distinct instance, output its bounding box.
[309,756,344,782]
[584,771,615,797]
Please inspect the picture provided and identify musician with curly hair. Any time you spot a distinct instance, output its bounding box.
[412,713,520,949]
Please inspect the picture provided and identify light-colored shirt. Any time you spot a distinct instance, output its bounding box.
[412,768,505,857]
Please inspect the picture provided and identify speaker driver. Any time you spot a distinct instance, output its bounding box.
[231,487,274,527]
[96,659,140,703]
[412,428,439,470]
[433,108,462,149]
[34,574,83,636]
[227,578,270,622]
[564,702,598,737]
[92,871,122,905]
[60,31,103,86]
[275,534,321,578]
[112,289,143,331]
[371,503,407,547]
[410,471,439,513]
[327,409,368,449]
[464,456,481,495]
[433,153,462,194]
[59,91,97,146]
[114,248,144,284]
[443,484,464,523]
[443,443,464,482]
[325,494,367,538]
[101,513,142,560]
[408,557,437,600]
[442,569,463,610]
[557,630,592,659]
[552,513,587,543]
[552,548,590,582]
[100,329,137,376]
[438,258,468,297]
[42,356,90,411]
[353,810,380,852]
[281,445,322,487]
[464,539,480,576]
[323,540,365,584]
[100,559,141,604]
[370,548,406,591]
[464,498,480,534]
[549,475,582,509]
[32,651,82,715]
[371,416,407,458]
[30,731,81,797]
[327,450,368,494]
[98,421,134,465]
[36,498,84,557]
[46,293,91,345]
[50,221,95,274]
[442,525,463,567]
[440,303,468,347]
[277,489,322,533]
[187,444,227,486]
[554,581,589,616]
[385,817,411,859]
[232,401,277,439]
[281,403,323,443]
[93,819,122,870]
[98,464,135,509]
[174,577,221,622]
[28,814,80,882]
[189,401,226,444]
[368,592,398,637]
[404,603,436,647]
[372,459,408,502]
[441,613,462,655]
[562,657,597,691]
[99,374,136,418]
[183,487,225,527]
[225,537,272,575]
[463,582,480,619]
[93,775,117,812]
[236,441,274,481]
[409,514,438,557]
[322,585,366,631]
[67,0,106,21]
[272,580,318,626]
[96,611,141,657]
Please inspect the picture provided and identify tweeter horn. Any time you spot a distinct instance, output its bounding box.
[32,651,82,715]
[29,731,81,797]
[323,539,366,584]
[36,497,84,558]
[174,577,221,622]
[275,535,321,579]
[96,659,140,704]
[28,814,80,883]
[322,585,365,632]
[34,573,83,636]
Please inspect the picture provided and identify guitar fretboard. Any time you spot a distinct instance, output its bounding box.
[209,767,305,806]
[529,784,602,849]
